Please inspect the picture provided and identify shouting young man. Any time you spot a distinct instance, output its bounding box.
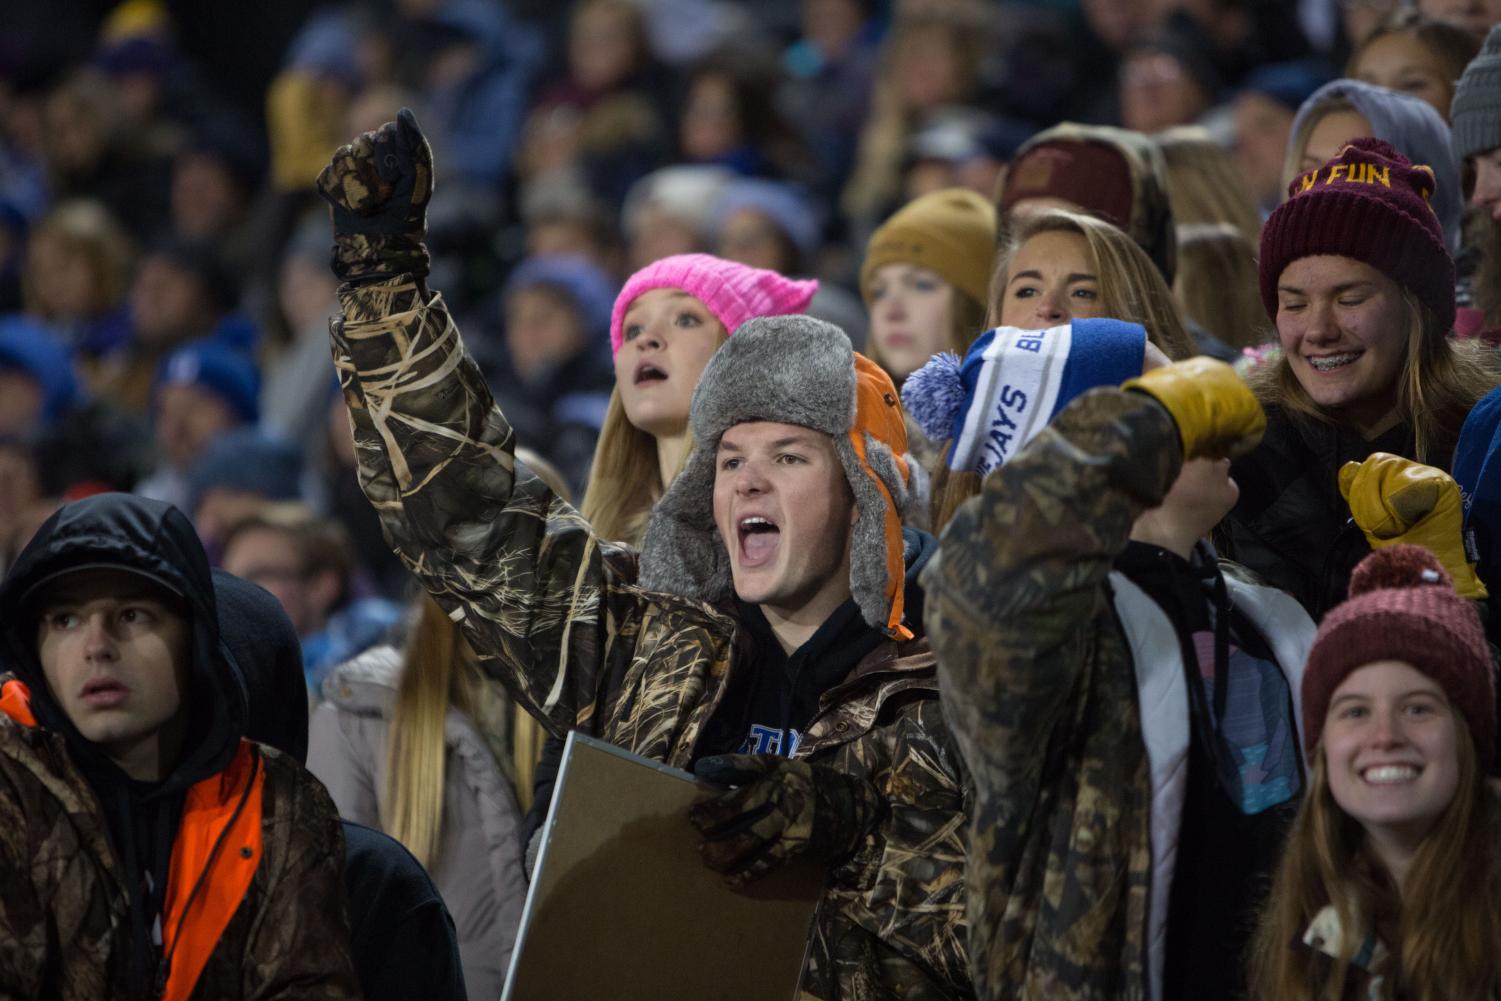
[319,111,970,1000]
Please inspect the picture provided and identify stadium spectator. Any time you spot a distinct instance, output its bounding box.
[1226,140,1501,619]
[219,503,402,694]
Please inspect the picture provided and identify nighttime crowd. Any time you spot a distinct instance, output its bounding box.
[3,0,1501,998]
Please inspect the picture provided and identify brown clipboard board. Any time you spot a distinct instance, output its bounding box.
[500,732,824,1001]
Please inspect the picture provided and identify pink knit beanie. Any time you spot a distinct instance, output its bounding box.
[609,253,818,356]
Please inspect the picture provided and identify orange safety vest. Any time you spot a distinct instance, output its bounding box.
[0,678,265,1001]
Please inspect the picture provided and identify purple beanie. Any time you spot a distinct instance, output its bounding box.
[609,253,818,356]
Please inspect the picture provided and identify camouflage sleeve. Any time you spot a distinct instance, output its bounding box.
[0,757,45,999]
[919,388,1180,983]
[330,275,640,738]
[834,701,973,996]
[243,755,361,1000]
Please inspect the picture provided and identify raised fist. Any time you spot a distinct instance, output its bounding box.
[1339,452,1487,599]
[1122,356,1266,461]
[317,107,434,283]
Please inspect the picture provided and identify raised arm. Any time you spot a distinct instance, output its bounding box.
[318,111,641,738]
[922,358,1264,989]
[923,388,1184,806]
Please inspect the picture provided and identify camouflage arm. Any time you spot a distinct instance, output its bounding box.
[243,758,361,1000]
[920,389,1179,976]
[330,275,640,737]
[0,761,45,998]
[834,703,973,996]
[924,388,1180,758]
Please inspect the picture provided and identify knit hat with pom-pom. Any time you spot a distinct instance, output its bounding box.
[900,318,1146,476]
[1302,543,1494,766]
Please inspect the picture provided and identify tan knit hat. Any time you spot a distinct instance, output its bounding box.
[860,188,996,306]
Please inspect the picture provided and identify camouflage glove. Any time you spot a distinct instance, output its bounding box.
[690,754,885,889]
[316,107,433,284]
[1122,357,1266,461]
[1339,453,1487,599]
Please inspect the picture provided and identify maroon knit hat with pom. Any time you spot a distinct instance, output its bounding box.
[1302,544,1494,766]
[1259,137,1455,334]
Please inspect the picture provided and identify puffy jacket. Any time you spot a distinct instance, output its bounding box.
[923,389,1312,1001]
[329,276,972,1001]
[0,492,359,1001]
[308,645,528,1001]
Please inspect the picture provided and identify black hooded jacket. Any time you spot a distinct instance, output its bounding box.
[0,494,247,998]
[213,567,468,1001]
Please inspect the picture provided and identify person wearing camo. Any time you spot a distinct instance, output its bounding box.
[317,110,973,1000]
[922,354,1320,1001]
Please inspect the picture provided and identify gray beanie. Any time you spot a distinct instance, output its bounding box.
[1291,79,1464,253]
[1452,25,1501,162]
[637,315,917,638]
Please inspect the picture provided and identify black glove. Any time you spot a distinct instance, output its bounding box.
[689,754,885,889]
[316,107,433,284]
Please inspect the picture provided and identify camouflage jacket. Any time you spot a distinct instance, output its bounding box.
[0,691,360,1001]
[330,276,972,1001]
[921,389,1183,1001]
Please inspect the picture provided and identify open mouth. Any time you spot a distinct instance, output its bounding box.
[1306,351,1362,373]
[80,677,130,707]
[634,362,668,386]
[1361,764,1420,785]
[737,515,781,568]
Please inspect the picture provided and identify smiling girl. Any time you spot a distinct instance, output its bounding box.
[1249,544,1501,1001]
[583,254,817,544]
[1224,140,1500,619]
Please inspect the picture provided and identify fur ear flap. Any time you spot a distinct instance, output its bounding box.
[637,446,733,603]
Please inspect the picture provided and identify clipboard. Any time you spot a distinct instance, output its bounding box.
[500,732,824,1001]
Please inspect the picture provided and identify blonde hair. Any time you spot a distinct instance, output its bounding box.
[580,325,728,545]
[1282,96,1358,195]
[1248,718,1501,1001]
[1246,288,1500,463]
[865,286,988,378]
[23,199,135,319]
[987,208,1197,360]
[929,209,1196,532]
[1156,126,1262,242]
[383,596,487,871]
[1174,222,1270,351]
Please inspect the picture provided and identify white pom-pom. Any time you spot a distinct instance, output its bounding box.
[900,352,966,442]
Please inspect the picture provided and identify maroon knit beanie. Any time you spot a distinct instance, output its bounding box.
[1001,141,1135,235]
[1259,138,1454,333]
[1302,544,1495,767]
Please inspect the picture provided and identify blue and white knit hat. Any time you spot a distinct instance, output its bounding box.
[902,318,1146,476]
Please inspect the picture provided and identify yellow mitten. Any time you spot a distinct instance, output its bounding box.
[1122,357,1266,460]
[1338,453,1487,599]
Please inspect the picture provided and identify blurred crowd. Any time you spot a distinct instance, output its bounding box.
[5,0,1501,998]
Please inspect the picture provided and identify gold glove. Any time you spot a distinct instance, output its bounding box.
[1339,452,1487,599]
[1122,357,1266,460]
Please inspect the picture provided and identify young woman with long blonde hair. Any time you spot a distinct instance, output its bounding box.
[307,593,529,1001]
[1248,544,1501,1001]
[913,207,1195,531]
[580,253,816,542]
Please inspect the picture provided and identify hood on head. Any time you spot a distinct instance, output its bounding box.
[1290,79,1463,253]
[213,568,307,764]
[638,315,914,637]
[0,492,247,791]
